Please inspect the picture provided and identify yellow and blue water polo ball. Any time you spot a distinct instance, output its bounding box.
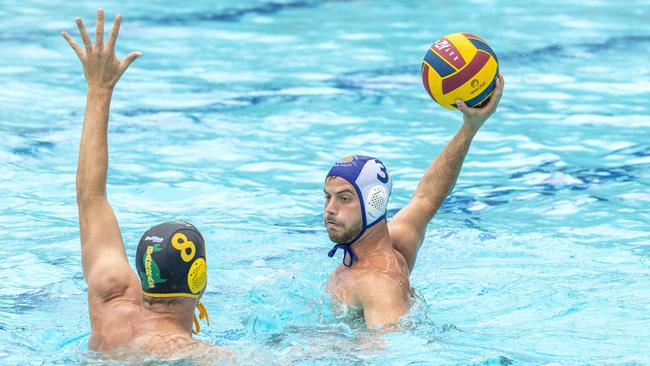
[421,32,499,110]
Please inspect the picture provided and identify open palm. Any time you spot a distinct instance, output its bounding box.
[62,9,142,90]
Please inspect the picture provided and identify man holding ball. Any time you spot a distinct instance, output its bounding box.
[323,75,505,328]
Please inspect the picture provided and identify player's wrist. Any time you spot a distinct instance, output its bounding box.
[87,85,114,98]
[460,120,480,138]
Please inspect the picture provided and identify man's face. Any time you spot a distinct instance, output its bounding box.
[323,176,363,243]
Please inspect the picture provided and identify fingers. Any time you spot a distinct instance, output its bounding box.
[95,8,104,48]
[75,17,93,52]
[61,31,84,59]
[107,14,122,52]
[121,51,143,70]
[456,99,468,112]
[483,75,504,112]
[493,74,504,99]
[456,99,476,117]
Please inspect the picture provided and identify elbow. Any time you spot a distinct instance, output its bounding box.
[76,191,91,206]
[412,193,440,210]
[75,172,106,207]
[76,181,106,207]
[76,192,107,208]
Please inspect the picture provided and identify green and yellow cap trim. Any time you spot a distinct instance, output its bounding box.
[142,291,200,299]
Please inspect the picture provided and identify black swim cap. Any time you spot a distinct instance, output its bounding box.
[135,221,207,298]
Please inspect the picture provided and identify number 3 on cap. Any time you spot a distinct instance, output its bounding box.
[171,232,196,262]
[376,161,388,183]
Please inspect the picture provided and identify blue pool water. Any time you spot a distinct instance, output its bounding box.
[1,0,649,364]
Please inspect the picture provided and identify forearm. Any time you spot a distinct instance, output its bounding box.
[413,122,477,211]
[76,87,113,203]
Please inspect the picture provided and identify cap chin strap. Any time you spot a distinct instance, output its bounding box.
[192,300,210,335]
[328,244,359,267]
[327,223,367,267]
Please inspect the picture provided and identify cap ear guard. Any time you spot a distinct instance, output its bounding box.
[366,185,388,221]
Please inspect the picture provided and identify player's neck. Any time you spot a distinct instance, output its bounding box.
[350,220,391,258]
[142,298,196,335]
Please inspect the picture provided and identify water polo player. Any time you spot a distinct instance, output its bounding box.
[64,9,225,359]
[324,76,504,328]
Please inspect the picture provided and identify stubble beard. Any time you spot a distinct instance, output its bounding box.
[326,218,363,244]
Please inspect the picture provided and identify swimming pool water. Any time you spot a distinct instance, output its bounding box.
[1,1,649,364]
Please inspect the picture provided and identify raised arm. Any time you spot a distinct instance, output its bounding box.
[63,9,143,302]
[389,75,504,272]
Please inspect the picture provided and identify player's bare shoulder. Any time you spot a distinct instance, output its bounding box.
[326,263,364,305]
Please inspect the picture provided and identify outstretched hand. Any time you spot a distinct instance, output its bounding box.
[456,74,504,133]
[62,8,142,90]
